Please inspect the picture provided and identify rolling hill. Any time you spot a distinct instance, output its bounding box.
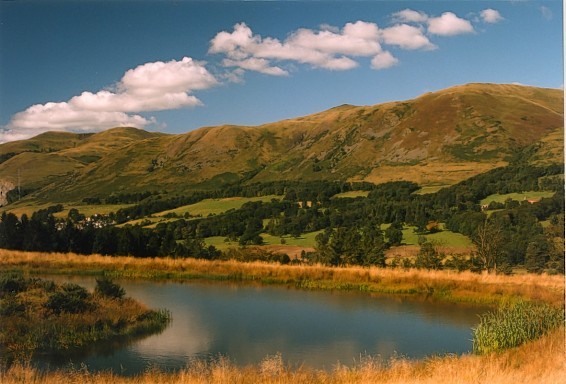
[0,83,562,205]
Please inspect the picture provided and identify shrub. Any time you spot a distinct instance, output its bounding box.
[95,276,126,300]
[45,283,92,314]
[0,273,28,297]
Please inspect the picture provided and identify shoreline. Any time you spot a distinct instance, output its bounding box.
[1,250,563,306]
[1,249,564,383]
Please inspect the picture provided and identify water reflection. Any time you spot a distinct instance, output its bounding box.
[39,276,487,374]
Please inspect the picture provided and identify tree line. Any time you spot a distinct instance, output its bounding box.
[0,163,563,274]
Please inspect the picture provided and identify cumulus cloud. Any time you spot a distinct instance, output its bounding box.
[210,8,487,78]
[371,51,399,70]
[392,9,429,23]
[2,57,218,142]
[480,9,504,24]
[428,12,474,36]
[380,24,436,50]
[209,21,385,74]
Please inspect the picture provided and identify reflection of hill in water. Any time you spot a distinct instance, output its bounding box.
[37,275,487,374]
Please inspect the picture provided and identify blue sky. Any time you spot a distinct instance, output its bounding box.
[0,1,562,143]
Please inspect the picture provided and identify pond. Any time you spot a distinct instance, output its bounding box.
[37,275,486,375]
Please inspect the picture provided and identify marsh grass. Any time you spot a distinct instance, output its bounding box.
[0,250,564,383]
[0,273,171,365]
[1,326,564,384]
[472,300,564,354]
[0,249,563,306]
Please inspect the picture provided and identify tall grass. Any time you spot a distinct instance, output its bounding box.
[1,326,564,384]
[0,249,563,306]
[0,249,564,383]
[472,300,564,354]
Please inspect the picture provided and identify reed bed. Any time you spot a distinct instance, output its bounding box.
[1,249,563,306]
[472,300,564,354]
[1,326,564,384]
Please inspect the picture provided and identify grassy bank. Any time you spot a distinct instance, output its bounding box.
[0,273,170,365]
[1,326,564,384]
[0,250,563,306]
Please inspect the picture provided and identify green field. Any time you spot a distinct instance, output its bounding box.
[260,230,323,247]
[332,190,370,198]
[4,202,134,219]
[204,230,323,251]
[382,223,473,248]
[156,195,283,218]
[116,195,283,227]
[481,191,555,205]
[414,185,450,195]
[402,227,473,247]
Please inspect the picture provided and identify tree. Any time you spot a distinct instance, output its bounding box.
[524,238,549,274]
[95,276,126,299]
[415,237,443,270]
[472,219,504,274]
[385,222,403,246]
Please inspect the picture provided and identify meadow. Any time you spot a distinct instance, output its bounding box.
[119,195,283,227]
[480,191,556,205]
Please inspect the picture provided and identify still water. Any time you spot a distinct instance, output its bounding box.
[39,275,485,375]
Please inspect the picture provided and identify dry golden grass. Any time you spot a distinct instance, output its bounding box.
[1,249,563,306]
[2,326,564,384]
[1,249,564,383]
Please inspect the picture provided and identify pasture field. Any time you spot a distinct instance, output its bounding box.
[3,202,134,219]
[413,185,450,195]
[155,195,283,218]
[115,195,283,227]
[203,231,322,253]
[481,191,555,205]
[332,190,370,198]
[401,226,473,247]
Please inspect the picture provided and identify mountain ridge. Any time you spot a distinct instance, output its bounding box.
[0,82,563,205]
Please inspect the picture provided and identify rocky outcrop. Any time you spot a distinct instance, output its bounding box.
[0,180,15,206]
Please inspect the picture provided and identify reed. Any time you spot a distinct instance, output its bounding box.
[0,249,563,306]
[472,300,564,354]
[1,326,564,384]
[0,273,171,365]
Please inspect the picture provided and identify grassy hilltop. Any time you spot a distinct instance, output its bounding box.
[0,83,562,205]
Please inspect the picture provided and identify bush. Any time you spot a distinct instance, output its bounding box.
[95,276,126,300]
[45,283,92,314]
[0,274,28,297]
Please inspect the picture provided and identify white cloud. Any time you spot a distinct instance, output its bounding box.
[480,9,504,24]
[428,12,474,36]
[371,51,399,70]
[209,22,382,74]
[222,57,288,76]
[3,57,218,142]
[380,24,436,50]
[120,57,218,96]
[392,9,429,23]
[1,102,153,143]
[210,10,489,77]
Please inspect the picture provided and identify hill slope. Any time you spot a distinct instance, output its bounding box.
[0,83,562,204]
